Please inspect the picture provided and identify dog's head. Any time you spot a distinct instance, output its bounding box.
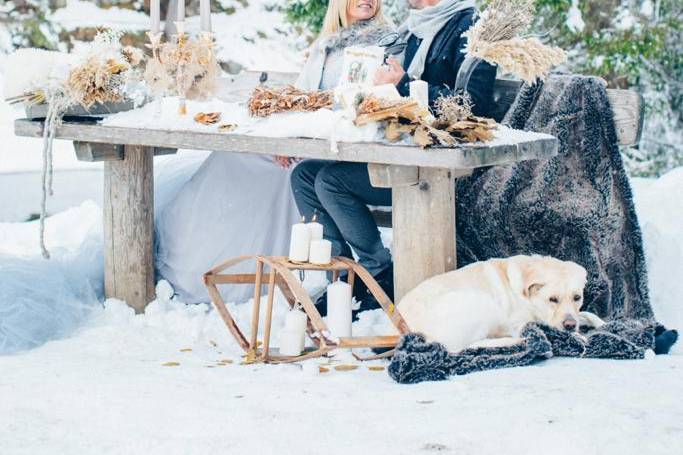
[508,256,588,332]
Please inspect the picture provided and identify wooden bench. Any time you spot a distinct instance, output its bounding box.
[12,71,640,311]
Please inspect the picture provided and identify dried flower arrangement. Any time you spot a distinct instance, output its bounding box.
[355,94,497,148]
[9,30,144,259]
[143,32,221,111]
[247,86,334,117]
[463,0,566,83]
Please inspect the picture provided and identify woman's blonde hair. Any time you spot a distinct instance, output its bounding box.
[320,0,388,37]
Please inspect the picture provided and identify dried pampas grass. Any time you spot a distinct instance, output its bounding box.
[248,86,333,117]
[65,57,129,108]
[469,37,566,84]
[433,93,473,124]
[463,0,566,83]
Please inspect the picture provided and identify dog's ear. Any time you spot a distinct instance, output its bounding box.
[525,282,544,298]
[506,258,545,299]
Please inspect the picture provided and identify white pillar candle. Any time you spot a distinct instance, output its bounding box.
[200,0,212,33]
[150,0,161,34]
[288,221,311,262]
[285,308,308,334]
[279,328,304,356]
[308,219,323,241]
[326,280,352,338]
[309,239,332,265]
[409,80,429,109]
[177,0,186,23]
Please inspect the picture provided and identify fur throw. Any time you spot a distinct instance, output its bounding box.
[455,75,652,320]
[322,19,394,53]
[388,321,679,384]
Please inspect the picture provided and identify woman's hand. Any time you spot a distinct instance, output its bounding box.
[274,155,296,169]
[374,58,405,86]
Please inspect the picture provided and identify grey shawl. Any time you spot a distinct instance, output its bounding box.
[398,0,476,79]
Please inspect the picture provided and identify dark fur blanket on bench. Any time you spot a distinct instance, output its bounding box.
[388,321,678,384]
[456,75,651,320]
[387,75,678,384]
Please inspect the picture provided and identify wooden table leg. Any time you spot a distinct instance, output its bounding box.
[103,144,155,312]
[391,167,457,302]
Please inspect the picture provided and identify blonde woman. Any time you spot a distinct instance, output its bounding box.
[295,0,394,92]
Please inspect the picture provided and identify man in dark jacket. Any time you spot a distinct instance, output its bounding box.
[290,0,496,313]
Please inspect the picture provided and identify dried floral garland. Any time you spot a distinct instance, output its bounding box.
[247,86,334,117]
[463,0,566,83]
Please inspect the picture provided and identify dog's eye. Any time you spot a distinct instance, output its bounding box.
[573,294,582,301]
[549,297,559,304]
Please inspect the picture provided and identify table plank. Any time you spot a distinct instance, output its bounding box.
[14,118,557,169]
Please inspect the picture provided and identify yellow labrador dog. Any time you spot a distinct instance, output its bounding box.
[397,255,600,353]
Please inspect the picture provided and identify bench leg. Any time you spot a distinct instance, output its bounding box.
[103,145,155,312]
[391,167,457,302]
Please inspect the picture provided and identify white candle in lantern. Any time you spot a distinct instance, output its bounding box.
[150,0,161,34]
[409,80,429,109]
[309,239,332,265]
[288,220,311,262]
[200,0,212,33]
[326,280,352,338]
[177,0,186,23]
[280,309,307,356]
[308,218,323,241]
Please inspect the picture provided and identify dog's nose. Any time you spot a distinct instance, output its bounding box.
[563,318,577,331]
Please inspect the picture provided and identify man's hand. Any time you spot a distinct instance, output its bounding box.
[274,155,296,169]
[374,58,405,86]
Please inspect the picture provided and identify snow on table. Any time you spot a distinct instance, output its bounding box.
[101,96,556,148]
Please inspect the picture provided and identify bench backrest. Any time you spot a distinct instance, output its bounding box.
[221,71,644,147]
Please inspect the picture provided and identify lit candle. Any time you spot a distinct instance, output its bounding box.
[200,0,212,33]
[409,80,429,109]
[150,0,160,34]
[279,309,307,356]
[326,280,352,338]
[177,0,185,23]
[308,217,323,241]
[288,219,310,262]
[309,239,332,265]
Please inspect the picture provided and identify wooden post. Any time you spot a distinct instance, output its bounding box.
[103,145,155,312]
[391,167,457,302]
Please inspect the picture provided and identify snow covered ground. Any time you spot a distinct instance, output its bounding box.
[1,2,682,453]
[0,167,681,455]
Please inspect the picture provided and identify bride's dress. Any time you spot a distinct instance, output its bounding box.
[155,151,300,303]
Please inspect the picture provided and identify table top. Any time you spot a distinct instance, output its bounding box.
[14,117,557,170]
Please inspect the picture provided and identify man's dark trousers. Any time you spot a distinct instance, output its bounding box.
[290,160,392,277]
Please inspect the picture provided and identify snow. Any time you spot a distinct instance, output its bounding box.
[566,0,585,33]
[50,0,151,31]
[0,167,681,453]
[100,96,555,147]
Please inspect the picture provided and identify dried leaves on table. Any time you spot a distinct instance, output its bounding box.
[248,85,333,117]
[356,94,497,148]
[194,112,221,125]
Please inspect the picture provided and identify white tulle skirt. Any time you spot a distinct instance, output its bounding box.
[154,151,300,304]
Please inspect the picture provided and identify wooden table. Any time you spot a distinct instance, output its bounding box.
[14,114,558,310]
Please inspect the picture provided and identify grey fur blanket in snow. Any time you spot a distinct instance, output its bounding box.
[386,75,677,384]
[388,321,678,384]
[456,74,651,320]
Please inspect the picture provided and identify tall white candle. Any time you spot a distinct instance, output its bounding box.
[279,309,307,356]
[308,219,323,241]
[150,0,160,34]
[309,239,332,265]
[288,221,311,262]
[409,80,429,109]
[279,328,304,356]
[200,0,212,33]
[326,280,352,338]
[177,0,186,23]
